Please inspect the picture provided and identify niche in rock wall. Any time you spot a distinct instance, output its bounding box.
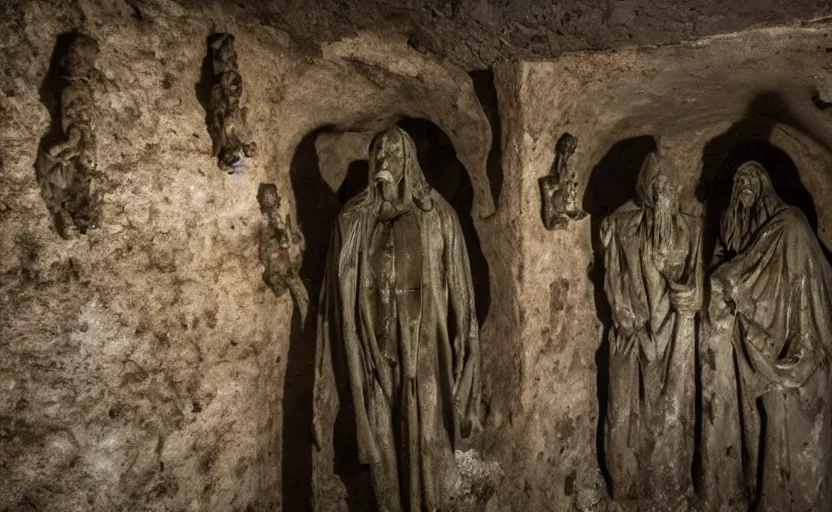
[398,117,491,323]
[34,30,103,239]
[579,135,658,488]
[700,138,828,264]
[284,119,491,511]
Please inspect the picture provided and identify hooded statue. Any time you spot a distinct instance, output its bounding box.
[704,161,832,511]
[312,126,481,511]
[600,152,702,508]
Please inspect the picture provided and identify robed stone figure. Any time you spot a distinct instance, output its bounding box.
[312,127,482,511]
[703,161,832,511]
[600,152,702,508]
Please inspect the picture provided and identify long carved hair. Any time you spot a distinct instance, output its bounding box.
[358,126,434,212]
[720,161,786,253]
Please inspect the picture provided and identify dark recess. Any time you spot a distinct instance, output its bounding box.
[283,118,492,510]
[581,135,658,491]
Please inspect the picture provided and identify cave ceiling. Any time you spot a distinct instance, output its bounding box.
[174,0,832,69]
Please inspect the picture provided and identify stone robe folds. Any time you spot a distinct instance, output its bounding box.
[312,141,481,511]
[601,164,701,507]
[708,197,832,511]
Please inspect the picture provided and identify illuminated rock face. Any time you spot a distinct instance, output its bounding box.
[1,1,832,511]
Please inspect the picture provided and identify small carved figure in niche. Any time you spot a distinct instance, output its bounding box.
[600,152,702,508]
[257,184,307,320]
[539,133,587,230]
[705,161,832,511]
[313,127,482,511]
[207,33,256,174]
[38,32,102,239]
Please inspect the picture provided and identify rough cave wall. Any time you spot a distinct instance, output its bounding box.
[488,24,832,510]
[3,1,832,511]
[0,1,492,511]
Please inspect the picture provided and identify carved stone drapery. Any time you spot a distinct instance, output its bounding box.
[312,127,482,511]
[601,152,702,509]
[702,161,832,511]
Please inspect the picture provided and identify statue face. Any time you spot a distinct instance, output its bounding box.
[373,132,405,203]
[735,171,760,208]
[651,174,673,211]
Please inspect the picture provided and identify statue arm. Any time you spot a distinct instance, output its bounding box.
[668,219,703,316]
[600,217,640,335]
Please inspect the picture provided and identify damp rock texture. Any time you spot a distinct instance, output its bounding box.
[2,0,832,511]
[487,24,832,512]
[179,0,831,70]
[0,1,490,511]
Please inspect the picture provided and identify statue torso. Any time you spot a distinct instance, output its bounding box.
[368,209,423,370]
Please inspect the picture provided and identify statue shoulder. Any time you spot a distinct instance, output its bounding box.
[776,205,809,226]
[339,192,370,219]
[600,201,639,244]
[428,191,460,225]
[774,206,817,244]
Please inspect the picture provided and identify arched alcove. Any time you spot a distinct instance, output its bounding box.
[285,118,492,511]
[699,123,830,267]
[580,135,658,490]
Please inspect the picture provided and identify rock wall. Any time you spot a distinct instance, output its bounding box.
[2,1,832,511]
[485,23,832,511]
[0,1,491,511]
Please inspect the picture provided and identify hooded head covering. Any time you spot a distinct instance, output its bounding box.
[635,152,661,209]
[721,161,786,253]
[360,126,434,213]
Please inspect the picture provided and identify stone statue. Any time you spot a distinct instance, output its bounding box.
[257,184,308,321]
[207,33,256,174]
[313,126,482,511]
[539,133,587,230]
[704,161,832,511]
[600,152,702,508]
[38,32,101,239]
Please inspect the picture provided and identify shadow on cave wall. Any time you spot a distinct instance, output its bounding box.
[581,135,658,490]
[194,33,228,159]
[282,119,491,511]
[36,32,76,159]
[581,92,831,500]
[281,128,342,512]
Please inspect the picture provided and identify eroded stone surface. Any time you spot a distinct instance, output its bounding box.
[0,1,490,511]
[487,23,832,512]
[174,0,832,70]
[2,0,832,510]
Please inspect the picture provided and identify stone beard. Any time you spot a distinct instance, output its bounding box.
[313,127,481,511]
[600,152,702,508]
[704,161,832,511]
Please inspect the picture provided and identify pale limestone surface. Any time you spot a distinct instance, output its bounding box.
[485,24,832,512]
[2,1,832,511]
[0,2,489,511]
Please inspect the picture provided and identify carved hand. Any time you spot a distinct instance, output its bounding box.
[669,280,701,316]
[708,278,735,325]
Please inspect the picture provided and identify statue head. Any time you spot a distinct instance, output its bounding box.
[721,161,785,253]
[635,152,673,211]
[62,32,99,77]
[365,126,433,215]
[556,133,577,158]
[211,34,237,65]
[257,183,280,213]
